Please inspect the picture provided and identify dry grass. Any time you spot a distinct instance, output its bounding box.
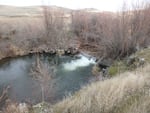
[3,101,29,113]
[52,64,150,113]
[3,102,21,113]
[0,12,72,60]
[0,17,45,58]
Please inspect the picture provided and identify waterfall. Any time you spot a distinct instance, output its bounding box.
[63,54,96,71]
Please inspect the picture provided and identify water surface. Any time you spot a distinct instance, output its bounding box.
[0,54,95,104]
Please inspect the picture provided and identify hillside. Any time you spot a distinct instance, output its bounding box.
[52,64,150,113]
[0,3,149,113]
[0,5,72,17]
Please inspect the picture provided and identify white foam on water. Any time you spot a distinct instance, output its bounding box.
[63,54,96,71]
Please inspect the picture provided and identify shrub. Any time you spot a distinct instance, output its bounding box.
[108,66,118,76]
[30,56,57,102]
[71,3,150,59]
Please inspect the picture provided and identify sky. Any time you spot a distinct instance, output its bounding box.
[0,0,148,11]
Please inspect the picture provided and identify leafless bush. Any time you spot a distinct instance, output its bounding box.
[71,2,150,59]
[30,56,57,102]
[0,17,45,54]
[42,6,70,49]
[0,86,10,109]
[71,11,100,44]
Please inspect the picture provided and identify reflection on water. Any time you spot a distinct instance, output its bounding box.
[0,54,95,104]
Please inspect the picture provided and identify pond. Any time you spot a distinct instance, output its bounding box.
[0,53,95,104]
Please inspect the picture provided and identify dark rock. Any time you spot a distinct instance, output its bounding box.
[101,68,108,77]
[97,59,111,69]
[65,49,71,55]
[65,47,79,55]
[92,58,111,77]
[126,55,138,66]
[126,55,145,67]
[49,49,56,55]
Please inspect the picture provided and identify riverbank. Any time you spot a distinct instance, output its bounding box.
[52,64,150,113]
[32,48,150,113]
[3,63,149,113]
[0,43,80,61]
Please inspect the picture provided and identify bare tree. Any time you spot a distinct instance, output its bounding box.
[71,1,150,59]
[42,6,70,49]
[30,55,56,102]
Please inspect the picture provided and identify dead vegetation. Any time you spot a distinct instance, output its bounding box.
[52,64,150,113]
[0,87,28,113]
[30,56,57,102]
[71,3,150,59]
[0,6,72,60]
[0,2,150,113]
[42,6,71,49]
[0,3,149,60]
[0,86,10,109]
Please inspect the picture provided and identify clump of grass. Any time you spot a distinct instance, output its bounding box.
[108,48,150,77]
[3,102,20,113]
[135,48,150,63]
[108,61,127,77]
[52,65,150,113]
[108,66,118,76]
[3,100,30,113]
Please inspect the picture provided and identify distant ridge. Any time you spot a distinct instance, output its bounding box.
[0,5,113,17]
[0,5,72,17]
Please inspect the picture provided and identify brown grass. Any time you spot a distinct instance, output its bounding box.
[0,11,72,60]
[52,64,150,113]
[3,100,29,113]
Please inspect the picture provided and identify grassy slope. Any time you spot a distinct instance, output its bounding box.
[136,48,150,63]
[0,5,42,17]
[108,48,150,76]
[52,64,150,113]
[0,5,71,17]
